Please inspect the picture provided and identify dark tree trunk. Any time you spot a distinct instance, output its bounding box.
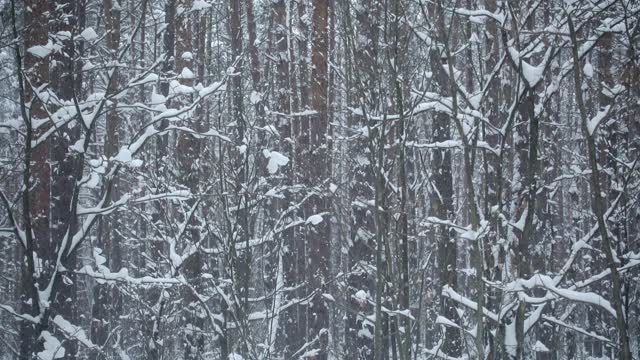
[428,1,461,356]
[20,0,50,356]
[91,0,124,356]
[304,0,332,358]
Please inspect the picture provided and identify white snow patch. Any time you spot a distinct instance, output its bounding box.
[86,172,100,189]
[261,125,279,137]
[436,315,459,328]
[587,105,610,136]
[192,0,211,11]
[262,149,289,174]
[79,27,98,41]
[522,60,544,87]
[322,293,335,302]
[81,61,96,71]
[250,91,262,105]
[53,315,96,349]
[28,41,53,58]
[354,290,369,304]
[151,87,167,110]
[533,341,550,352]
[113,148,132,163]
[38,331,65,360]
[583,62,594,78]
[180,67,195,80]
[306,214,324,226]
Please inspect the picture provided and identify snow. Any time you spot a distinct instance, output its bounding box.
[322,293,335,302]
[180,67,195,80]
[469,32,480,44]
[2,5,637,358]
[583,61,594,78]
[79,27,98,41]
[86,172,100,189]
[533,340,550,352]
[522,60,544,87]
[198,81,225,97]
[587,105,610,136]
[289,109,318,117]
[81,61,96,71]
[192,0,211,11]
[442,285,499,322]
[511,208,527,231]
[507,45,546,87]
[262,125,280,137]
[306,214,323,225]
[129,73,158,87]
[54,31,71,41]
[262,149,289,174]
[169,79,194,95]
[250,91,262,105]
[113,148,132,163]
[117,350,131,360]
[28,42,53,58]
[353,290,369,304]
[150,88,167,111]
[93,248,106,266]
[505,274,617,317]
[453,7,505,25]
[436,315,459,328]
[410,140,461,149]
[78,266,182,285]
[301,349,321,358]
[388,308,415,321]
[38,331,65,360]
[52,315,96,349]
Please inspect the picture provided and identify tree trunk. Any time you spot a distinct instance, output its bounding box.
[20,0,50,356]
[91,0,124,356]
[304,0,332,358]
[567,15,632,360]
[272,0,297,356]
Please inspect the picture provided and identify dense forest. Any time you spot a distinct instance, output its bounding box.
[0,0,639,359]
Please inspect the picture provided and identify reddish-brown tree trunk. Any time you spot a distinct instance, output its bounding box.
[305,1,331,358]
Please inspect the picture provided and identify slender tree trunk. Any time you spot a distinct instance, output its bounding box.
[48,6,81,359]
[342,1,378,358]
[429,46,461,360]
[91,0,124,356]
[390,1,411,358]
[272,0,297,356]
[567,15,632,360]
[148,2,175,359]
[304,1,332,358]
[20,0,50,356]
[436,1,486,356]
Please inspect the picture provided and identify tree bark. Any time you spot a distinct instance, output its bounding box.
[304,0,332,358]
[20,0,50,356]
[91,0,124,356]
[567,14,632,360]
